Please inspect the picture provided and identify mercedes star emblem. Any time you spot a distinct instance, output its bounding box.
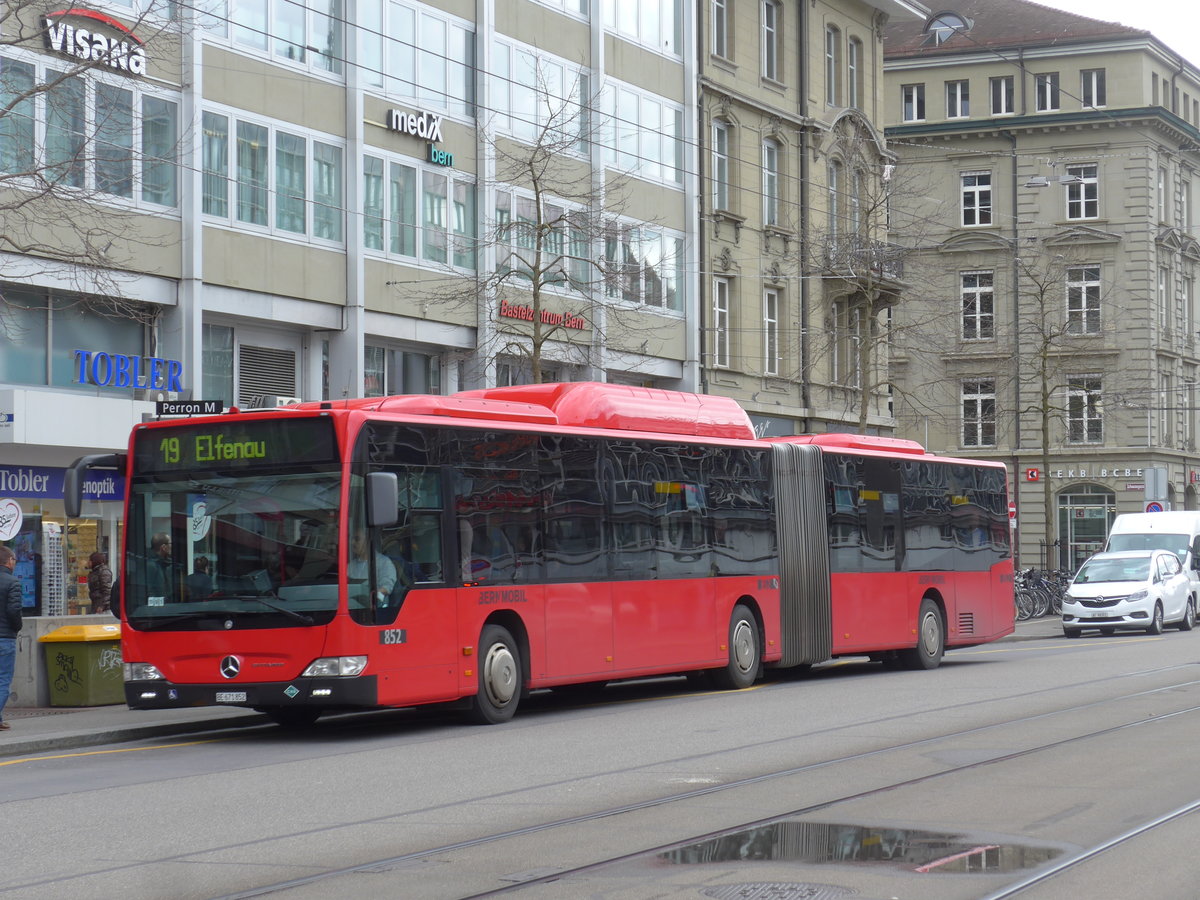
[220,656,241,679]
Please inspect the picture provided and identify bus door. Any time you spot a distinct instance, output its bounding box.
[352,469,459,705]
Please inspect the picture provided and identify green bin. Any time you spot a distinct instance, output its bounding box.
[39,624,124,707]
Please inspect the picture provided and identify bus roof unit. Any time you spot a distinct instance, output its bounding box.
[457,382,758,440]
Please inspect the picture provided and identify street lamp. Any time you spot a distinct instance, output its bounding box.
[1024,173,1083,188]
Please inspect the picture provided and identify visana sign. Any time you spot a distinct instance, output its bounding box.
[386,108,444,142]
[43,9,147,77]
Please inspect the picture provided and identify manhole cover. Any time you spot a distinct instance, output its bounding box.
[702,884,856,900]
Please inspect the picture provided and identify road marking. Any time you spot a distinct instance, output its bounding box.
[0,738,227,767]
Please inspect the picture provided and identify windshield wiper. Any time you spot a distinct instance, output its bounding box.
[232,593,314,625]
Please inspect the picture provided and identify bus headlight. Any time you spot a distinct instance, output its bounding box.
[125,662,164,681]
[301,656,367,677]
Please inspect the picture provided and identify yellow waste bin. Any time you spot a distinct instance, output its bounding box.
[39,624,124,706]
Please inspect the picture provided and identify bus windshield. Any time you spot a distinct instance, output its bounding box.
[125,467,343,630]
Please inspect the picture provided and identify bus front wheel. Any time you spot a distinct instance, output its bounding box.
[900,598,945,670]
[467,624,522,725]
[710,604,761,690]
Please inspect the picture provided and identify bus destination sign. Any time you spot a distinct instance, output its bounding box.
[134,418,337,472]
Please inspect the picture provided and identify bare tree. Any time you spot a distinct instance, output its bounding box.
[407,63,681,386]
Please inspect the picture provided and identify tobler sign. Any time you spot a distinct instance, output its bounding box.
[43,9,148,77]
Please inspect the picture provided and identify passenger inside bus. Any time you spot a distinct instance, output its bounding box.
[185,556,214,600]
[349,529,398,620]
[146,533,175,602]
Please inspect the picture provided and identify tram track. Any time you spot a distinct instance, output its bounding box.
[208,663,1200,899]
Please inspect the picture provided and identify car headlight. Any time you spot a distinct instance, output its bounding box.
[301,656,367,677]
[1126,590,1149,602]
[125,662,164,681]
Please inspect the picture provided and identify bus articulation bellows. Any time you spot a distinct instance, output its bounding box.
[66,383,1013,726]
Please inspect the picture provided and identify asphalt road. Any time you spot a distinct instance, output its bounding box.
[4,624,1200,899]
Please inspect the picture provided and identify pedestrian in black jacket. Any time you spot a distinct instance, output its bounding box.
[0,545,23,731]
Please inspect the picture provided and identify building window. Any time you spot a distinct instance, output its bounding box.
[1186,276,1197,339]
[848,168,862,235]
[762,139,779,226]
[1183,179,1192,230]
[601,221,684,310]
[830,300,862,387]
[601,0,683,56]
[1066,164,1099,220]
[1159,166,1169,223]
[825,26,841,106]
[363,153,474,267]
[1067,376,1103,443]
[0,55,178,208]
[827,159,842,240]
[762,1,780,82]
[495,40,588,152]
[962,379,996,447]
[712,0,729,58]
[961,271,994,340]
[946,79,969,118]
[712,276,731,368]
[598,78,684,185]
[202,324,234,407]
[0,288,148,391]
[364,346,441,397]
[763,288,780,376]
[1158,265,1170,329]
[1035,72,1060,112]
[204,111,344,242]
[990,75,1014,115]
[847,38,862,109]
[926,13,967,45]
[1066,265,1101,334]
[357,2,472,110]
[902,84,925,122]
[207,0,345,76]
[961,171,992,226]
[712,120,730,210]
[1081,69,1106,108]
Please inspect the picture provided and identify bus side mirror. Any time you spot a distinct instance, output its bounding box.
[366,472,399,528]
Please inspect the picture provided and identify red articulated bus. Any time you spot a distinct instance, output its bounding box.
[66,383,1013,726]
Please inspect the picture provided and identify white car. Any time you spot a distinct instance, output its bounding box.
[1062,549,1196,638]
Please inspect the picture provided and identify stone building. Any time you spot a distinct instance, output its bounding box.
[883,0,1200,567]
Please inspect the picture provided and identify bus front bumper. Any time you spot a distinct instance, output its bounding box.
[125,675,380,710]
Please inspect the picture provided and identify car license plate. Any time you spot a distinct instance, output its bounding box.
[216,691,247,702]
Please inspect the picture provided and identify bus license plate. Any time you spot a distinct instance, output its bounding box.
[216,691,247,702]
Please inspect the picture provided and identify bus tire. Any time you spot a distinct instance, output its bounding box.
[901,598,944,670]
[710,604,760,690]
[467,624,521,725]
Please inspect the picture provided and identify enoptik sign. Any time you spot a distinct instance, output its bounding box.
[43,9,148,77]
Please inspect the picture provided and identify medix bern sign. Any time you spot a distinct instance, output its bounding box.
[43,9,148,77]
[386,108,444,142]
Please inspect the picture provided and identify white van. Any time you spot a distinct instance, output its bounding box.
[1104,511,1200,599]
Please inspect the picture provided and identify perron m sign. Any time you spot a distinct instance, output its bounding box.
[43,9,148,77]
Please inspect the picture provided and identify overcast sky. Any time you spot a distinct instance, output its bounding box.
[1038,0,1200,71]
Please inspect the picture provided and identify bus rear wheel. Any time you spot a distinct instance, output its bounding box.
[710,604,761,690]
[467,624,521,724]
[900,598,944,670]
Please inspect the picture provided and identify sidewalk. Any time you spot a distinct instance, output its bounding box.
[1,616,1062,759]
[0,704,268,759]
